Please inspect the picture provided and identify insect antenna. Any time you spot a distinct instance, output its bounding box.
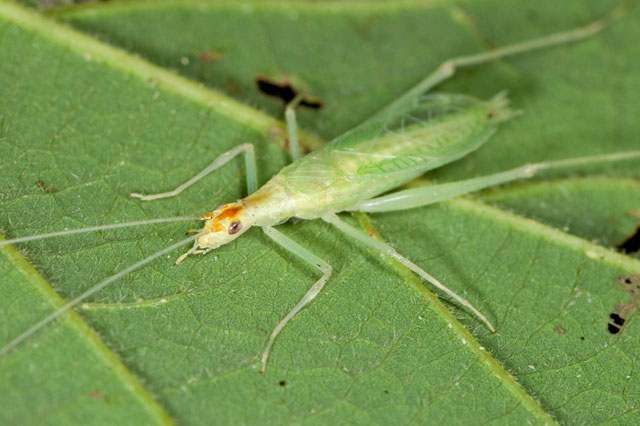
[534,151,640,172]
[0,232,203,358]
[0,216,202,247]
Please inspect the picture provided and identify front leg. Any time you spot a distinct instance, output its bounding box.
[130,143,258,200]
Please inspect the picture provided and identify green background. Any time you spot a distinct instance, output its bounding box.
[1,0,639,424]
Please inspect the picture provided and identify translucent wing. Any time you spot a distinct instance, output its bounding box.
[283,93,514,180]
[273,92,516,217]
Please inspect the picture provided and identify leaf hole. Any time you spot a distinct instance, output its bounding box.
[607,313,626,334]
[607,323,621,334]
[615,225,640,254]
[255,75,323,109]
[609,275,640,335]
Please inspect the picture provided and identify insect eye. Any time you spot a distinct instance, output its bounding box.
[228,220,242,235]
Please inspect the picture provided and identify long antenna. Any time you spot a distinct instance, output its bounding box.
[0,216,201,247]
[0,233,201,358]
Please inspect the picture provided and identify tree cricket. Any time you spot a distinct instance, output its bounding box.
[1,3,638,374]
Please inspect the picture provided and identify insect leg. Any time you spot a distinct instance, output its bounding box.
[352,150,640,213]
[260,226,332,373]
[322,213,495,333]
[129,143,257,201]
[285,94,304,162]
[375,3,627,118]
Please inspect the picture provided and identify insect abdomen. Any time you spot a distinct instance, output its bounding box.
[252,93,516,221]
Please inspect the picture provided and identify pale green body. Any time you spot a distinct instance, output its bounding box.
[245,94,511,225]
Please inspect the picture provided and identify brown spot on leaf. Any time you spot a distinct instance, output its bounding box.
[197,49,223,65]
[227,80,239,93]
[35,180,55,193]
[357,16,376,37]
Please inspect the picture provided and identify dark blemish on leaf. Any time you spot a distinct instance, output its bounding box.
[358,16,376,37]
[255,75,323,109]
[197,49,223,65]
[525,9,540,24]
[580,336,585,341]
[616,226,640,254]
[383,390,389,395]
[608,275,640,335]
[554,326,565,335]
[227,80,239,94]
[279,380,286,387]
[35,180,55,193]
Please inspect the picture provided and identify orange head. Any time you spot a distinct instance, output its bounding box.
[176,202,253,264]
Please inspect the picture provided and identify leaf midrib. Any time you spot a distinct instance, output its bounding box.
[0,239,174,425]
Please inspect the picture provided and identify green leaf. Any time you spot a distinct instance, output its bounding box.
[1,1,639,425]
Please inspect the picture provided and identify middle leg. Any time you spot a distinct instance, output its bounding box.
[285,94,304,162]
[260,225,332,373]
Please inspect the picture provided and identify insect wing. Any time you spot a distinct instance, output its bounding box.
[327,93,503,179]
[274,94,511,216]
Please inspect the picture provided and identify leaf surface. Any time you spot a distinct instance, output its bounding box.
[1,1,640,425]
